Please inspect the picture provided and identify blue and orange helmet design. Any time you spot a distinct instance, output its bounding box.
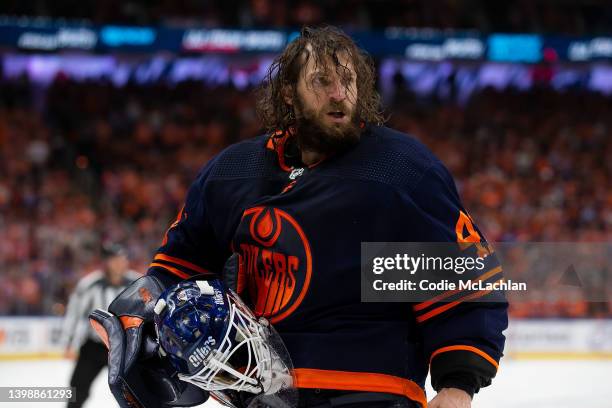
[154,279,229,376]
[153,278,295,400]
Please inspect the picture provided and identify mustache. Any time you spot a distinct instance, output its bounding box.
[325,103,348,112]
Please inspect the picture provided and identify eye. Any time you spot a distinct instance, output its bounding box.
[312,74,330,86]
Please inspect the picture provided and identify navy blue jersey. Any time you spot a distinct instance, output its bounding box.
[148,125,508,406]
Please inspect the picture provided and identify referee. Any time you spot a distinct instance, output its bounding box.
[61,243,140,408]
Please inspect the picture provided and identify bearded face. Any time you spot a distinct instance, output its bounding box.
[289,45,362,156]
[292,91,361,155]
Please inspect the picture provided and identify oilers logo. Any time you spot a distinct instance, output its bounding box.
[234,206,312,324]
[188,336,217,367]
[212,289,224,305]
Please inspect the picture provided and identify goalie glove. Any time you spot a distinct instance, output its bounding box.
[88,275,209,408]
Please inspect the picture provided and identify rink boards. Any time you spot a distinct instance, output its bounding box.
[1,317,611,360]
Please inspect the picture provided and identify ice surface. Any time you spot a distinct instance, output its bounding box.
[0,358,610,407]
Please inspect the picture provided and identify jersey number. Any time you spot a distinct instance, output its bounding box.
[455,211,491,257]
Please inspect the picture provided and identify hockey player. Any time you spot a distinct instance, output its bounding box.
[61,243,139,408]
[90,26,507,408]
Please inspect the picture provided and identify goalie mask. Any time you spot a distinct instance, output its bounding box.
[153,279,296,407]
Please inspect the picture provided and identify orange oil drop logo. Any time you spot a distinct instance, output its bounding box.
[238,207,312,323]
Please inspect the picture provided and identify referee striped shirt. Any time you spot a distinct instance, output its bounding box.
[61,270,141,351]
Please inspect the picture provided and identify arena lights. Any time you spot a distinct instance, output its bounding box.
[181,29,285,53]
[100,26,156,47]
[488,34,542,63]
[0,18,611,62]
[16,27,97,51]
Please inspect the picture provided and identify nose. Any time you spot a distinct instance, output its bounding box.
[328,77,346,102]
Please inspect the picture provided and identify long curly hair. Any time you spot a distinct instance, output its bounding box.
[256,25,384,133]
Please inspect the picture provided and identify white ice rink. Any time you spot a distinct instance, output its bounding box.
[0,358,610,408]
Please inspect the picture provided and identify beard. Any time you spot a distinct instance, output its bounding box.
[292,96,361,156]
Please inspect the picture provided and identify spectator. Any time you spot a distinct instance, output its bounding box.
[0,74,609,317]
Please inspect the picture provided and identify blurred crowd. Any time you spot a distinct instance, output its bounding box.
[391,87,611,317]
[393,87,612,243]
[2,0,611,35]
[0,71,610,317]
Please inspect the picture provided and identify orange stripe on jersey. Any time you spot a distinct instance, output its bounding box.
[266,130,284,150]
[266,130,293,172]
[162,206,185,246]
[149,262,190,279]
[293,368,427,407]
[266,137,274,150]
[416,278,503,323]
[153,254,211,275]
[119,316,143,330]
[413,266,502,312]
[431,345,499,370]
[281,180,297,193]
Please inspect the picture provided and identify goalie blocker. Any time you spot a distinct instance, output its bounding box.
[88,275,209,408]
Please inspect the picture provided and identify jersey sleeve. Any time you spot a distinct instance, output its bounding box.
[147,157,227,287]
[402,161,508,397]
